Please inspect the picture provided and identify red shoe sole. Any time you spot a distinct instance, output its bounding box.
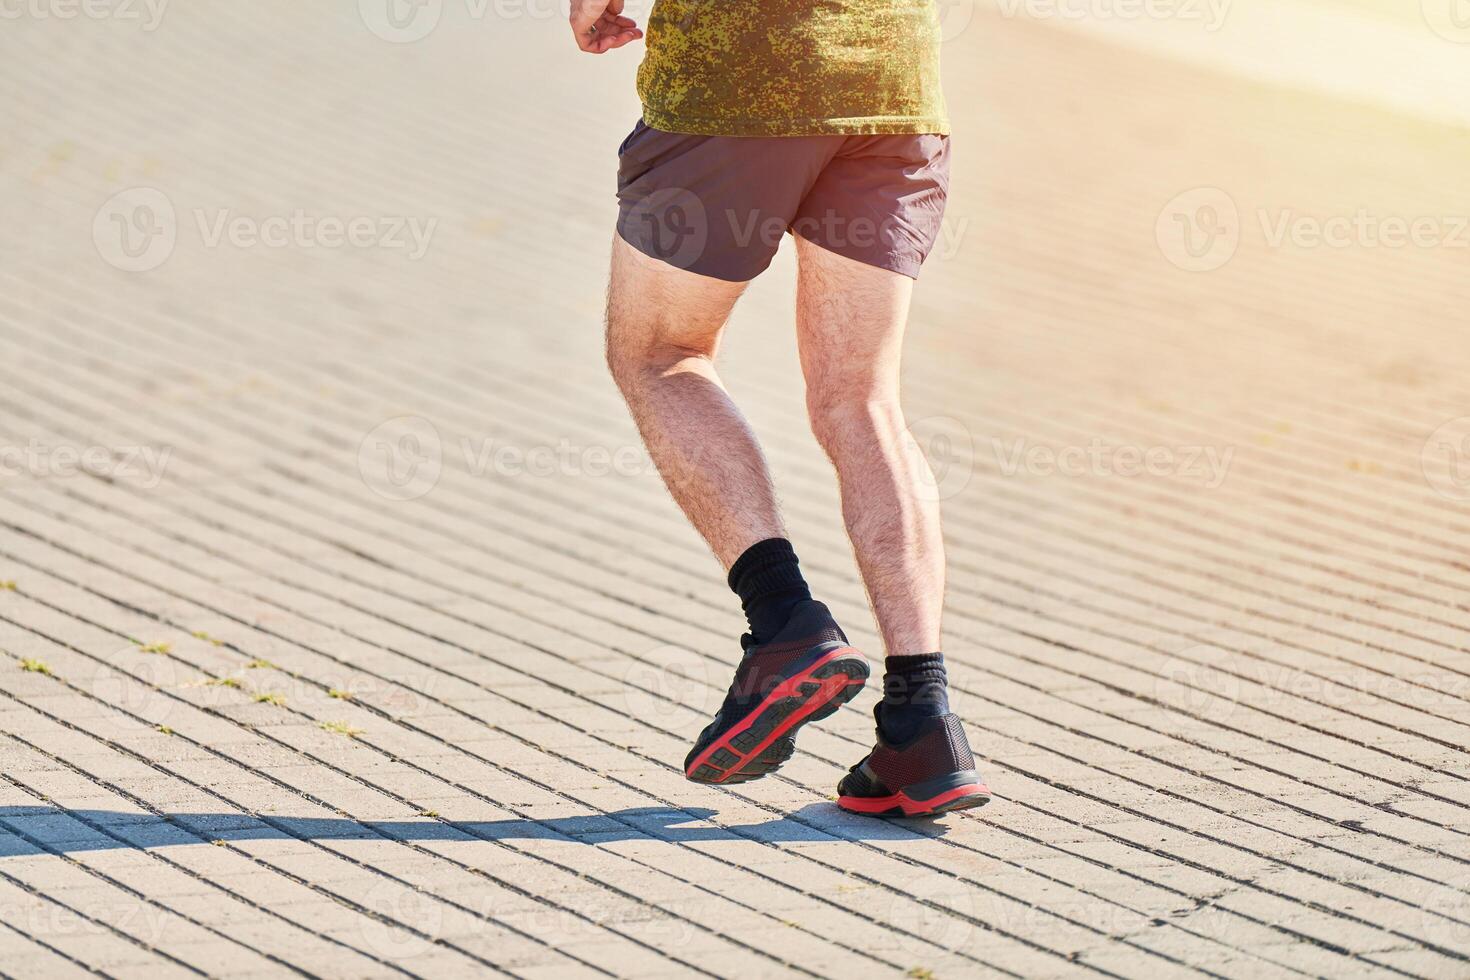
[685,646,868,784]
[838,782,992,818]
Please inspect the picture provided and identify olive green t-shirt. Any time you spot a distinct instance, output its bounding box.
[635,0,949,137]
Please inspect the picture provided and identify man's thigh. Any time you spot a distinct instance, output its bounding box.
[605,233,749,358]
[792,235,914,393]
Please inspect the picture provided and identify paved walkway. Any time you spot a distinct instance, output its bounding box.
[2,3,1469,977]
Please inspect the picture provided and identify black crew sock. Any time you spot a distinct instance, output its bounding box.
[728,538,812,646]
[877,652,950,743]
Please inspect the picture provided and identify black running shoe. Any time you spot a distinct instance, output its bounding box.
[684,600,869,784]
[838,710,990,817]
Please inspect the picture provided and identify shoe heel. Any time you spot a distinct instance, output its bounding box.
[898,771,991,816]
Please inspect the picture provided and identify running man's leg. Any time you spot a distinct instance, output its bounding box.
[795,234,989,816]
[793,235,943,657]
[606,232,869,785]
[607,126,881,785]
[603,233,782,568]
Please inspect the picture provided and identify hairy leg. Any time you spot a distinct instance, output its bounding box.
[794,235,944,655]
[605,234,786,569]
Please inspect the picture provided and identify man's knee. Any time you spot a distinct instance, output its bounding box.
[604,326,642,394]
[604,236,741,394]
[605,318,714,395]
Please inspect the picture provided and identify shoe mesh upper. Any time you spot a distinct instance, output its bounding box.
[849,714,976,795]
[725,603,846,703]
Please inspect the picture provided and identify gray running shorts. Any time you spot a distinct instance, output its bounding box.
[615,121,951,282]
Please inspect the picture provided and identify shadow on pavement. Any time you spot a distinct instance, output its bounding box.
[0,803,970,854]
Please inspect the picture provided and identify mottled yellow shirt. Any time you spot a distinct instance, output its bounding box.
[636,0,949,137]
